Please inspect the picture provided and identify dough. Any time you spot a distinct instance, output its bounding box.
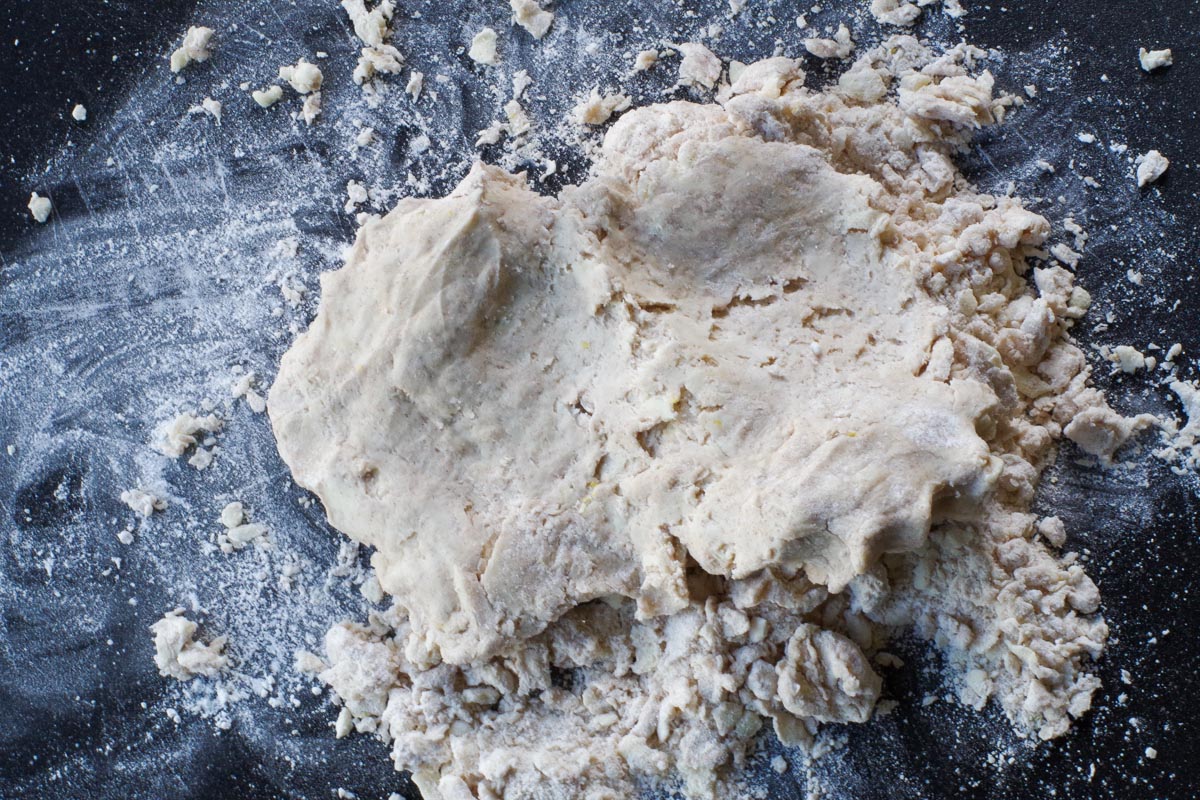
[150,611,227,680]
[510,0,554,39]
[271,37,1136,800]
[169,25,214,73]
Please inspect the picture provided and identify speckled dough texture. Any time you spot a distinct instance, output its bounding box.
[270,37,1134,800]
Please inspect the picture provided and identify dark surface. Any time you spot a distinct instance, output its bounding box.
[2,1,1199,799]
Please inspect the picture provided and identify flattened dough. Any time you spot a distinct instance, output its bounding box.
[270,101,1001,664]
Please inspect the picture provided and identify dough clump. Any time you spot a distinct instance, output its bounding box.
[150,611,227,680]
[271,37,1136,800]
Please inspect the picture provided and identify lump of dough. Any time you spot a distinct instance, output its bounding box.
[270,101,1003,665]
[170,25,214,72]
[150,610,227,680]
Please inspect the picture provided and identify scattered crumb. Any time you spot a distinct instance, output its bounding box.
[279,59,324,94]
[151,610,227,680]
[300,92,323,125]
[27,192,51,223]
[572,88,632,126]
[634,49,659,72]
[675,42,722,89]
[1135,149,1169,187]
[170,25,215,73]
[120,488,167,517]
[469,27,500,66]
[406,70,424,100]
[252,85,284,108]
[804,24,855,59]
[510,0,554,40]
[1138,47,1173,72]
[71,103,87,122]
[188,96,223,123]
[870,0,921,26]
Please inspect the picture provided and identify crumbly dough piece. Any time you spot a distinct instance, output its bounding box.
[27,192,51,223]
[150,610,227,680]
[804,23,855,59]
[252,85,284,107]
[469,27,500,66]
[1136,149,1169,187]
[71,103,87,121]
[511,0,554,39]
[572,89,632,125]
[279,59,323,94]
[271,38,1139,800]
[341,0,393,46]
[634,48,659,71]
[170,26,214,73]
[675,42,722,89]
[121,488,167,516]
[870,0,921,26]
[1138,47,1173,72]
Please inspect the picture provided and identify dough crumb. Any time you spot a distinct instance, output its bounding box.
[120,488,167,517]
[153,411,223,461]
[188,96,222,123]
[279,59,324,94]
[634,48,659,72]
[406,70,424,100]
[71,103,87,122]
[300,92,323,125]
[511,0,554,39]
[340,0,394,46]
[353,45,404,85]
[1138,47,1173,72]
[170,25,214,73]
[150,610,227,680]
[870,0,921,26]
[572,88,632,126]
[27,192,51,223]
[252,85,284,108]
[218,501,269,552]
[1135,149,1169,187]
[804,23,855,59]
[231,371,267,412]
[675,42,722,89]
[469,27,500,66]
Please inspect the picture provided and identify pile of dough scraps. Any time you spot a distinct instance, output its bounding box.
[269,37,1145,800]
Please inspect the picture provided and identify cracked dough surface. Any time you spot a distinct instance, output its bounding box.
[270,38,1131,800]
[271,103,1001,664]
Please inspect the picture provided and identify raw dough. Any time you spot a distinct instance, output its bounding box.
[271,38,1137,800]
[150,611,227,680]
[27,192,51,223]
[469,28,500,66]
[511,0,554,39]
[279,59,324,94]
[252,85,284,107]
[1136,149,1169,187]
[169,26,214,73]
[572,89,632,125]
[1138,47,1173,72]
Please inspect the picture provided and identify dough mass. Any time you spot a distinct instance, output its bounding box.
[271,40,1129,800]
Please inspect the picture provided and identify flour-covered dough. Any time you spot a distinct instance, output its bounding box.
[271,37,1136,800]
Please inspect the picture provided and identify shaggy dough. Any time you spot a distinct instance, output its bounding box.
[150,611,227,680]
[271,37,1138,800]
